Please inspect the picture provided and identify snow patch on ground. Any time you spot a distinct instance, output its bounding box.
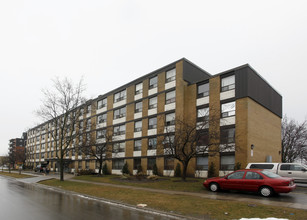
[240,218,288,220]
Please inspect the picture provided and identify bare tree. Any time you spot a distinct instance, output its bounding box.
[162,111,234,181]
[79,128,113,176]
[282,116,307,163]
[0,155,9,172]
[36,77,86,181]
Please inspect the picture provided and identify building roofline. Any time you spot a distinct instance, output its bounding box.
[181,57,212,77]
[215,64,282,97]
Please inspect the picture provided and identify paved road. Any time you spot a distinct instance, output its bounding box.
[0,175,181,220]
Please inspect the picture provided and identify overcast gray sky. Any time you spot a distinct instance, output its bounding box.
[1,0,306,155]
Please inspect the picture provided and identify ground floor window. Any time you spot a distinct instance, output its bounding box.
[164,157,174,170]
[95,161,100,169]
[113,159,124,170]
[196,156,208,170]
[220,154,235,170]
[147,157,156,170]
[85,161,90,169]
[78,161,82,169]
[133,158,141,170]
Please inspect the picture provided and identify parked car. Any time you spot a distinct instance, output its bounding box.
[203,169,296,197]
[34,165,45,172]
[246,163,307,183]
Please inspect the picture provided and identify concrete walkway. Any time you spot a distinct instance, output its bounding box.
[2,170,74,183]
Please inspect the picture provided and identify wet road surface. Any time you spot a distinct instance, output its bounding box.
[0,176,176,220]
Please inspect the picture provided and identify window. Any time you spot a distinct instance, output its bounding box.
[114,107,126,119]
[78,135,83,145]
[134,139,142,151]
[221,75,235,92]
[86,133,91,145]
[220,127,235,144]
[245,172,263,180]
[280,164,306,171]
[197,107,209,121]
[227,171,244,179]
[164,157,174,170]
[97,98,107,109]
[148,137,157,150]
[148,117,157,129]
[134,121,142,132]
[148,97,157,109]
[113,142,125,153]
[135,101,142,113]
[221,102,236,118]
[114,89,126,102]
[87,105,91,114]
[250,164,274,169]
[147,157,156,170]
[165,90,176,104]
[166,68,176,83]
[113,124,126,136]
[165,112,175,126]
[196,156,208,170]
[163,135,174,148]
[149,76,157,89]
[86,119,91,129]
[78,147,82,156]
[72,148,75,156]
[86,161,90,169]
[80,107,84,115]
[97,113,107,124]
[197,83,209,98]
[96,129,106,139]
[78,161,82,169]
[220,154,235,170]
[113,159,124,170]
[79,121,83,130]
[95,161,100,169]
[135,82,143,95]
[133,158,141,170]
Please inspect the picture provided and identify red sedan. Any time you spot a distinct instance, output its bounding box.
[203,169,296,197]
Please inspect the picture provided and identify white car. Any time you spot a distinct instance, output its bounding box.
[246,162,307,183]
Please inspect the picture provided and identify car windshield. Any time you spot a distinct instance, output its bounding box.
[261,170,281,178]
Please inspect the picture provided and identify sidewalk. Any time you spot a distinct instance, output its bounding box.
[2,170,74,183]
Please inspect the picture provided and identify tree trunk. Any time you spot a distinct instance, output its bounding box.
[60,158,64,181]
[182,163,188,181]
[98,160,103,176]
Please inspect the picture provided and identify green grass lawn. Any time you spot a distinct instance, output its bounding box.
[41,178,307,220]
[0,171,33,178]
[73,175,206,192]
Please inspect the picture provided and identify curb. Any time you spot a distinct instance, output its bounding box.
[30,181,199,220]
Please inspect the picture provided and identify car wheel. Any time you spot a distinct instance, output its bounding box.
[209,183,219,192]
[260,186,273,197]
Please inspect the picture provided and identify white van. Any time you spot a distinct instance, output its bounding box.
[246,163,307,183]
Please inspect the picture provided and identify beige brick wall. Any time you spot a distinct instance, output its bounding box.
[236,97,281,167]
[175,60,184,121]
[208,76,221,175]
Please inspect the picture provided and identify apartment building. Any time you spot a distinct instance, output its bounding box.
[9,133,27,169]
[25,58,282,177]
